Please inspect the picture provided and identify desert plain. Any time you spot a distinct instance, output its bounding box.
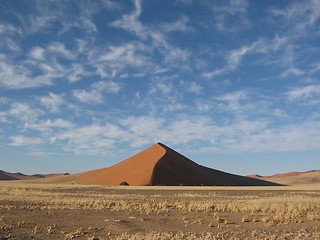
[0,183,320,240]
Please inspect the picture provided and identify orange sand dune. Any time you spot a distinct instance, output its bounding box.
[262,170,320,185]
[247,170,320,185]
[78,142,166,185]
[39,143,280,186]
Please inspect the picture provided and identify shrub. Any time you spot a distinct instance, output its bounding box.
[120,181,129,186]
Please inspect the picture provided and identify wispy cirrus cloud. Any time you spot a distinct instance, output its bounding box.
[27,119,75,133]
[73,81,121,104]
[161,16,193,32]
[203,41,257,78]
[270,0,320,35]
[0,55,53,89]
[48,42,75,60]
[0,23,22,35]
[97,42,151,70]
[39,93,64,113]
[184,81,202,94]
[287,85,320,102]
[8,102,42,123]
[211,0,250,32]
[280,67,305,78]
[8,135,44,146]
[110,0,191,65]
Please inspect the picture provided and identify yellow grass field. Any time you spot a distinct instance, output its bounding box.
[0,182,319,239]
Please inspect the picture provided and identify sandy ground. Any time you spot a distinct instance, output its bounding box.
[0,183,319,239]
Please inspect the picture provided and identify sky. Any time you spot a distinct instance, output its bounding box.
[0,0,319,176]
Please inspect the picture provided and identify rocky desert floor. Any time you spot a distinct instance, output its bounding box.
[0,183,319,239]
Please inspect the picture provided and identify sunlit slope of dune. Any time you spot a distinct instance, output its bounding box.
[31,143,280,186]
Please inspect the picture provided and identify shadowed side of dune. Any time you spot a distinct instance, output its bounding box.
[150,143,281,186]
[0,170,19,181]
[0,169,68,181]
[19,143,281,186]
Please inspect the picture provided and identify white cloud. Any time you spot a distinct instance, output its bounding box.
[48,42,74,60]
[110,0,145,38]
[1,38,21,52]
[92,81,121,94]
[203,68,227,78]
[0,97,7,104]
[29,47,45,60]
[163,46,190,63]
[149,80,174,95]
[39,93,64,112]
[8,135,44,146]
[121,116,165,137]
[185,81,202,94]
[0,57,53,89]
[225,121,320,153]
[270,0,320,34]
[73,81,121,104]
[254,36,289,54]
[281,67,304,78]
[287,85,320,101]
[67,63,90,83]
[54,124,117,155]
[0,23,21,35]
[161,16,193,32]
[79,16,97,33]
[195,100,213,112]
[25,14,57,34]
[215,90,268,118]
[204,42,256,78]
[9,102,41,122]
[110,0,190,65]
[273,108,288,119]
[310,62,320,74]
[73,89,103,104]
[0,112,8,123]
[216,90,248,102]
[227,43,256,70]
[212,0,250,32]
[98,43,150,69]
[26,119,75,133]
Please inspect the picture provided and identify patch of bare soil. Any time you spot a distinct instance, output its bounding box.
[0,184,319,239]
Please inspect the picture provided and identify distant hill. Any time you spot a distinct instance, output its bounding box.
[34,143,280,186]
[246,170,320,185]
[0,170,67,181]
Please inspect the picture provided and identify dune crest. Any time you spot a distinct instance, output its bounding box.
[77,143,166,185]
[62,143,278,186]
[247,170,320,185]
[0,170,66,181]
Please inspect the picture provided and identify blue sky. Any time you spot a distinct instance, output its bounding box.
[0,0,319,176]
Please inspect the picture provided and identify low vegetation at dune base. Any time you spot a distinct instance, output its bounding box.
[0,183,319,239]
[119,182,129,186]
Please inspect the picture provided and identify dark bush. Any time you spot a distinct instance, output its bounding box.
[120,181,129,186]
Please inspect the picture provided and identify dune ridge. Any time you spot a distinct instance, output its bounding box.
[36,143,279,186]
[77,143,166,185]
[0,170,66,181]
[248,170,320,185]
[149,143,279,186]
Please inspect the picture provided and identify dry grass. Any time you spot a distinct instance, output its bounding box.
[0,182,319,239]
[0,183,319,220]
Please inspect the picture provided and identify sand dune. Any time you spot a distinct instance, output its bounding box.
[249,170,320,185]
[0,170,66,181]
[35,143,280,186]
